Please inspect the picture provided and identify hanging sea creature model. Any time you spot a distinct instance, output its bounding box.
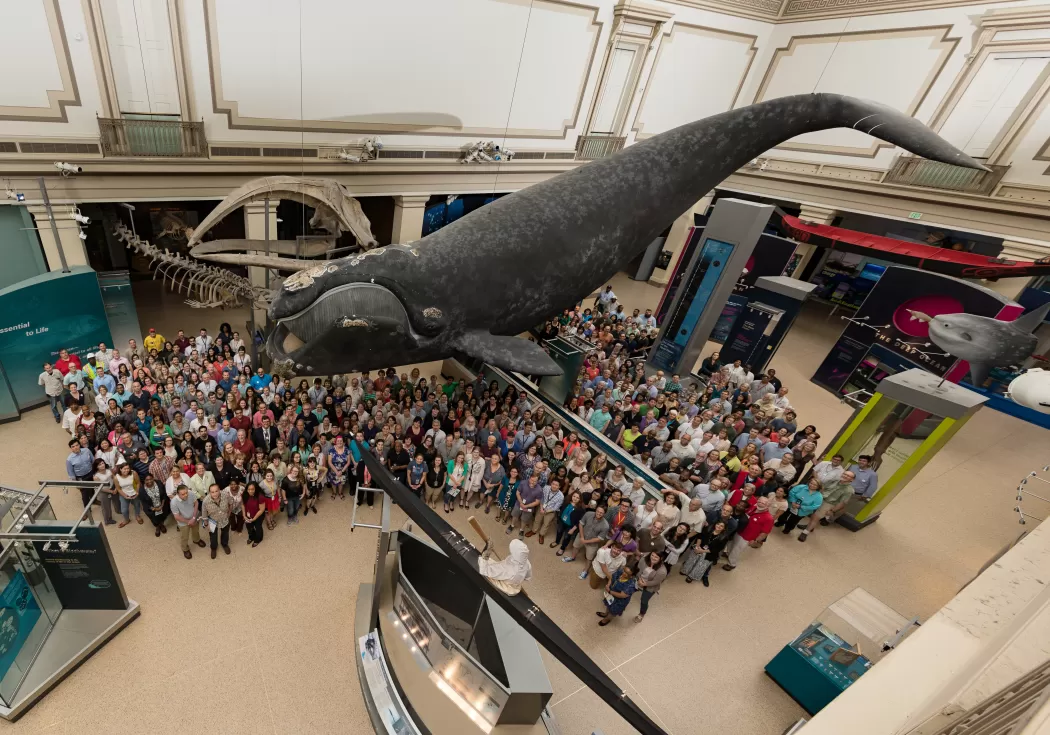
[1007,367,1050,413]
[907,302,1050,385]
[263,94,986,376]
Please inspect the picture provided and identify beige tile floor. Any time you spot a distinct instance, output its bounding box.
[0,272,1040,734]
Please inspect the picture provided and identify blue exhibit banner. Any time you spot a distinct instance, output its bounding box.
[0,571,42,681]
[651,237,735,371]
[0,267,112,411]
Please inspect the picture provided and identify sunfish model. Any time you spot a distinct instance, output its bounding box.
[908,302,1050,385]
[266,93,985,376]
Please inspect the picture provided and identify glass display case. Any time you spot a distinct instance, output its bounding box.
[765,588,915,715]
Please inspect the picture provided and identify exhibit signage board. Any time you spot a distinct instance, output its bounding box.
[711,295,748,344]
[812,266,1022,394]
[0,268,112,411]
[0,572,41,681]
[649,238,735,372]
[25,524,128,611]
[719,303,781,366]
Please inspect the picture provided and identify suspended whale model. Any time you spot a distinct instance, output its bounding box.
[908,302,1050,385]
[265,94,985,376]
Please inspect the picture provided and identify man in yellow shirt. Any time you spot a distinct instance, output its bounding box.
[143,327,165,354]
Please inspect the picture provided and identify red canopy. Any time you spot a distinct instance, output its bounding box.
[779,215,1050,279]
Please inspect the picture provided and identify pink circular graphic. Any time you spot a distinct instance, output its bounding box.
[892,295,965,338]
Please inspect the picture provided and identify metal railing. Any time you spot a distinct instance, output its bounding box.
[883,155,1008,196]
[575,134,626,160]
[917,658,1050,735]
[98,117,207,158]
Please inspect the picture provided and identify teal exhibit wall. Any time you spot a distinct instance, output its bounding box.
[0,207,47,291]
[0,267,112,412]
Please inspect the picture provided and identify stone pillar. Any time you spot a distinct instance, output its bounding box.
[243,200,279,328]
[984,239,1047,301]
[649,192,715,287]
[26,203,89,271]
[790,203,838,279]
[391,195,430,244]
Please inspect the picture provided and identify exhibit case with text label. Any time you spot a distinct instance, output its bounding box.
[765,588,915,715]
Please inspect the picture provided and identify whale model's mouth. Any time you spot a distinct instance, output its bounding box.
[267,281,415,369]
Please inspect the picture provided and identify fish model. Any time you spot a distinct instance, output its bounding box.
[264,94,985,376]
[1008,368,1050,414]
[907,302,1050,385]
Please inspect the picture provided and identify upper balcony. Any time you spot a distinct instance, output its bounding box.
[97,117,207,159]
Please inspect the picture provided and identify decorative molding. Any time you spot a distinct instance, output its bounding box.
[202,0,603,138]
[582,3,667,136]
[658,0,1014,23]
[168,0,194,121]
[631,21,758,139]
[656,0,779,22]
[752,26,959,158]
[925,7,1050,166]
[85,0,195,121]
[0,0,81,122]
[781,0,1014,21]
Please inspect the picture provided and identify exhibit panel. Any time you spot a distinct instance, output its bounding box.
[0,482,138,721]
[812,266,1022,399]
[0,268,113,414]
[766,588,915,716]
[647,199,774,375]
[355,516,557,735]
[820,369,988,530]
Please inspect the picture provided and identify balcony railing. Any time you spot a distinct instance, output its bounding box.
[883,154,1009,196]
[98,117,207,158]
[575,134,626,161]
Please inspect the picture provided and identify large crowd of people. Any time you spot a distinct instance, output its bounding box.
[45,284,877,621]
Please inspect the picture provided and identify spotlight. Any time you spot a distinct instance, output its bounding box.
[5,189,24,202]
[54,162,83,176]
[72,207,90,225]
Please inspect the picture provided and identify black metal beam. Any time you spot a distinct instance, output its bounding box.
[358,446,666,735]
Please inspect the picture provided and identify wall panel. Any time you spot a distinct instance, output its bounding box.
[632,23,757,138]
[206,0,602,138]
[752,25,958,155]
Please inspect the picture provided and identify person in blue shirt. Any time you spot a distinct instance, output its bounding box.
[776,478,824,536]
[848,455,879,498]
[589,404,613,432]
[218,369,235,394]
[93,370,116,395]
[250,367,272,392]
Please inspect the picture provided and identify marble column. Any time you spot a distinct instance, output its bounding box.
[649,192,715,287]
[26,203,89,271]
[391,195,431,245]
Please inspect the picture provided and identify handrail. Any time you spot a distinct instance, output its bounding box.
[484,365,666,501]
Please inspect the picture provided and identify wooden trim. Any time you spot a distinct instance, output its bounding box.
[203,0,604,138]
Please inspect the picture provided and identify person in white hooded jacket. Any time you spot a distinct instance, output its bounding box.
[479,539,532,596]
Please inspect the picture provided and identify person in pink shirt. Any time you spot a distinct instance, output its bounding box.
[108,349,131,377]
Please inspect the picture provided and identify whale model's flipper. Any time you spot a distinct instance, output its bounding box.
[452,332,561,376]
